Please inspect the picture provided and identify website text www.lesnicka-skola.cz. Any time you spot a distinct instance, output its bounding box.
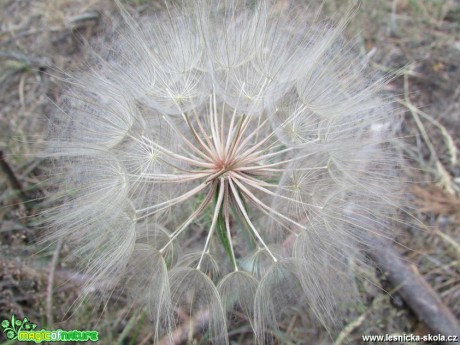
[362,333,459,343]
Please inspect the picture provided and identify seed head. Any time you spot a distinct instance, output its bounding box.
[45,1,403,343]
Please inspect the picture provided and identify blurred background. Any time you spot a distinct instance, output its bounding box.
[0,0,459,344]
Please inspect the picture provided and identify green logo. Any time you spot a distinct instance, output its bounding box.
[1,315,37,340]
[1,315,99,343]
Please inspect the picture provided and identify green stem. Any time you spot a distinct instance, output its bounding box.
[214,184,236,268]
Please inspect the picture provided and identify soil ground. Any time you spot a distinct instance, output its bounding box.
[1,0,459,344]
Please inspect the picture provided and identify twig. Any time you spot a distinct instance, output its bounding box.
[0,51,50,68]
[402,73,457,195]
[157,309,210,345]
[138,331,154,345]
[67,11,101,30]
[0,150,27,202]
[334,312,367,345]
[46,238,64,327]
[434,230,460,259]
[335,286,405,345]
[369,236,460,340]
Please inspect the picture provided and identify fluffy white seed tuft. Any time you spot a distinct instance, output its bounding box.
[45,0,404,343]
